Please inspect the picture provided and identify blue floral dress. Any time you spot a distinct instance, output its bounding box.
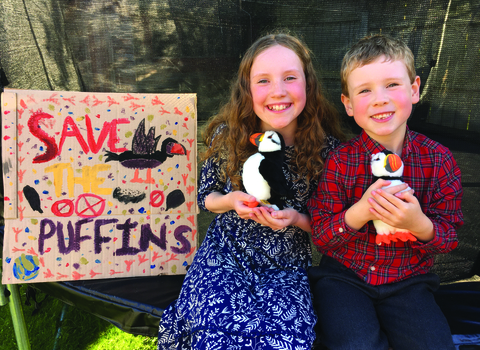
[158,136,339,350]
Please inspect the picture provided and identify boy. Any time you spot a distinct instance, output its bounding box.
[307,34,463,350]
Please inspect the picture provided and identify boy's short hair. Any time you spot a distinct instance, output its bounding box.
[341,34,416,97]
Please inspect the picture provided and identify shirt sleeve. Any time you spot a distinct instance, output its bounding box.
[197,155,226,212]
[410,150,463,253]
[307,152,368,250]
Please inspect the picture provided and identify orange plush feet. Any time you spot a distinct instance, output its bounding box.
[376,231,417,245]
[244,201,260,208]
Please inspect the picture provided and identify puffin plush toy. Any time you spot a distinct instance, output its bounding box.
[242,130,293,210]
[371,150,417,245]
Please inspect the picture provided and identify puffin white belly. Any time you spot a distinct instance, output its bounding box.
[242,153,271,200]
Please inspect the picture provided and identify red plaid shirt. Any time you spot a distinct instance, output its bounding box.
[308,128,463,285]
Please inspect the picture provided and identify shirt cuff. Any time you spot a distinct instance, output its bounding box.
[333,211,368,239]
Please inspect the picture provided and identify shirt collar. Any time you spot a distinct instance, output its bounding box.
[359,126,412,157]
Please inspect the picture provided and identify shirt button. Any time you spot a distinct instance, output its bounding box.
[370,266,376,271]
[339,227,344,233]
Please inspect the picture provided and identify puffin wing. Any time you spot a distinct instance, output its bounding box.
[258,158,292,197]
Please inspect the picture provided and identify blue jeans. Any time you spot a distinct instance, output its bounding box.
[308,256,455,350]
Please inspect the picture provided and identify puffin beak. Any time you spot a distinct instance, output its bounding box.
[249,133,264,147]
[385,154,402,173]
[168,143,186,155]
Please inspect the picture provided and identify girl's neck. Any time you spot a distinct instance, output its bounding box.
[261,123,297,147]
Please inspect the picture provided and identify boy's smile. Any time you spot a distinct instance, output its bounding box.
[341,56,420,154]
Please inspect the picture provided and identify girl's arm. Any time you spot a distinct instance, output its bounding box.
[204,191,257,220]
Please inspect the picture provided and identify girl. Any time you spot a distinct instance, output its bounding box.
[158,32,345,349]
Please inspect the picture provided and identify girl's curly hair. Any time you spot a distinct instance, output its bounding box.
[202,32,346,190]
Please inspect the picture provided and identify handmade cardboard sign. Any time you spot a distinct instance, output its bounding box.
[1,89,197,284]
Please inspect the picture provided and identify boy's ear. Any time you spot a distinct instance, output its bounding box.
[341,94,354,116]
[411,76,421,104]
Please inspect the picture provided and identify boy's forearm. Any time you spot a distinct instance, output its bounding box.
[344,202,370,231]
[410,214,435,243]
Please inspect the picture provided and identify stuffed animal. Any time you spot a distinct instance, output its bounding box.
[371,150,417,245]
[242,131,293,210]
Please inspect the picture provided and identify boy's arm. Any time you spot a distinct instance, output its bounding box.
[416,151,462,253]
[308,154,369,249]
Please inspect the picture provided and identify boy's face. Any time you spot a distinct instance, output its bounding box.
[341,56,420,153]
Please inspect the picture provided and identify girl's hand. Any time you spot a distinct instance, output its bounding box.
[204,191,257,219]
[231,191,259,220]
[249,206,302,231]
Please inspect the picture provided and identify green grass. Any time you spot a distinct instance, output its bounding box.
[0,283,157,350]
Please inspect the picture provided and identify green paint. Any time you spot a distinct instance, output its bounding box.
[20,254,38,271]
[80,257,89,265]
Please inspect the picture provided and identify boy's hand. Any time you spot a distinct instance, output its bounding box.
[369,187,434,242]
[345,179,411,231]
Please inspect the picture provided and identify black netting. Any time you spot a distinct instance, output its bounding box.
[1,0,480,282]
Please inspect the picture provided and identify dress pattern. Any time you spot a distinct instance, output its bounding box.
[158,135,339,350]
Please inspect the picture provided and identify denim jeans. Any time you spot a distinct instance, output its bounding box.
[308,255,455,350]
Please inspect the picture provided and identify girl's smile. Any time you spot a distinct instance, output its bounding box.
[267,103,292,111]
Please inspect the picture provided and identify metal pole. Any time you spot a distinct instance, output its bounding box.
[0,265,9,307]
[1,264,31,350]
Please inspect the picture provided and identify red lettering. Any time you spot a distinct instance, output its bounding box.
[108,118,129,152]
[28,112,58,163]
[85,115,112,153]
[29,114,130,162]
[59,116,89,154]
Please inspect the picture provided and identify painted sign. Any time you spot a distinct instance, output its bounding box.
[1,89,197,284]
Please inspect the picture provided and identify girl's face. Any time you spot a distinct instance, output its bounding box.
[250,45,306,145]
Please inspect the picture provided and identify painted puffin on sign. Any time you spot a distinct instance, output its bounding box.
[104,118,187,169]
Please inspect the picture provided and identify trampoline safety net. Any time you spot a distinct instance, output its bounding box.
[1,0,480,283]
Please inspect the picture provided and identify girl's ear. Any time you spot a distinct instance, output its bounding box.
[411,76,421,104]
[341,94,354,117]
